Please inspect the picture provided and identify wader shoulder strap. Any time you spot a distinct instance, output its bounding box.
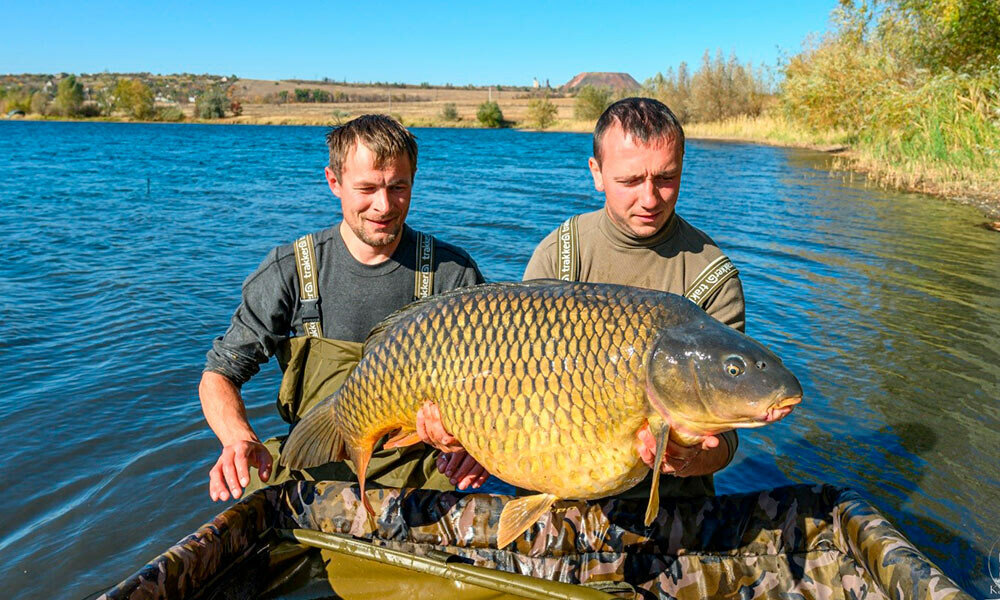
[556,216,580,282]
[293,233,323,338]
[684,255,739,309]
[413,231,435,300]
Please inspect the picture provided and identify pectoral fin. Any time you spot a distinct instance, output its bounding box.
[497,493,558,548]
[645,423,670,526]
[355,447,375,516]
[383,429,422,449]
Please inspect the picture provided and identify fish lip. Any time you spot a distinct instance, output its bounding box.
[760,395,802,423]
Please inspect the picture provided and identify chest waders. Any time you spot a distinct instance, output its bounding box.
[556,215,739,307]
[554,215,739,500]
[250,231,453,494]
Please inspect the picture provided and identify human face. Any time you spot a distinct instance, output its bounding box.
[325,142,413,249]
[589,125,683,239]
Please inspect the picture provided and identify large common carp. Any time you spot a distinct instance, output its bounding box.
[282,281,802,547]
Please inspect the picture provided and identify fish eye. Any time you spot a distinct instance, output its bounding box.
[724,356,746,377]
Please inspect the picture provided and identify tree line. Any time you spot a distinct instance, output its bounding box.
[1,75,242,121]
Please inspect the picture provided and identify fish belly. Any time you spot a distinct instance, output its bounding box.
[442,391,651,499]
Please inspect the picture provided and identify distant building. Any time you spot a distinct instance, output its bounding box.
[561,72,640,93]
[533,78,539,89]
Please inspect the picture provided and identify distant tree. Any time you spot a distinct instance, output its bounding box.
[155,106,185,122]
[476,101,504,127]
[689,49,766,122]
[195,87,228,118]
[440,102,459,121]
[573,85,613,120]
[113,79,155,119]
[331,109,351,125]
[78,103,102,117]
[643,62,692,122]
[230,99,243,116]
[525,95,558,129]
[1,89,31,113]
[30,91,50,115]
[311,89,332,102]
[94,87,115,116]
[55,75,84,116]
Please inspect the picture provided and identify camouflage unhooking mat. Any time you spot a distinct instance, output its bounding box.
[97,481,972,600]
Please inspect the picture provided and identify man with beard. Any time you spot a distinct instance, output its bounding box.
[199,115,485,502]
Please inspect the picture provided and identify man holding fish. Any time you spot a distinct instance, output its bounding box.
[199,115,485,502]
[421,98,749,498]
[519,97,747,498]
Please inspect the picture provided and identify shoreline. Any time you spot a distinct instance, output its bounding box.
[7,113,998,220]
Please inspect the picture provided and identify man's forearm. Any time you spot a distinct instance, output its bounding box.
[199,371,259,446]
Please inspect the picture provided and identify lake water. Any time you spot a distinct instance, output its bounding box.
[0,121,997,599]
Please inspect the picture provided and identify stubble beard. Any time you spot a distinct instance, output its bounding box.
[609,209,664,239]
[351,217,402,248]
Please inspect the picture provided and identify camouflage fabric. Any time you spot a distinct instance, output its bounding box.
[97,486,293,600]
[98,482,972,600]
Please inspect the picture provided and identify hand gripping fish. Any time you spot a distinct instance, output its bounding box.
[282,281,803,548]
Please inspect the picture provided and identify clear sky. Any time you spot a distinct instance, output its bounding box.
[1,1,839,86]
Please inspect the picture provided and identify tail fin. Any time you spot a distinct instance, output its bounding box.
[280,397,347,470]
[280,394,379,517]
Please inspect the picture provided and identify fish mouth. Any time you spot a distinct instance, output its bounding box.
[761,395,802,423]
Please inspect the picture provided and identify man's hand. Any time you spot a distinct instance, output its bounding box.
[208,440,272,501]
[416,401,490,489]
[435,450,490,490]
[415,401,465,452]
[635,424,726,477]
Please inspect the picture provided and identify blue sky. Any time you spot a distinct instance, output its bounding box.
[1,1,838,85]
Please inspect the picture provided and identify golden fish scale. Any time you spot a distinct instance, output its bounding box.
[336,284,665,499]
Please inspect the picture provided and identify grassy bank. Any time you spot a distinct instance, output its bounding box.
[772,0,1000,217]
[685,113,1000,217]
[685,114,850,150]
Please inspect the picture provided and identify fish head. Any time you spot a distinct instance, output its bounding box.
[645,316,803,436]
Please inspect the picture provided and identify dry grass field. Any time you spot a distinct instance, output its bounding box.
[188,78,591,129]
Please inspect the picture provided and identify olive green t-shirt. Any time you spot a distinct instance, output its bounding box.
[523,208,744,498]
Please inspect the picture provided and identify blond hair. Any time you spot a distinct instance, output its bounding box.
[325,114,418,180]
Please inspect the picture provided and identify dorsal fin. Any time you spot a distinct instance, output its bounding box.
[362,281,565,354]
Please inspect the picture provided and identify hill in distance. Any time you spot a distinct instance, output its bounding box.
[561,72,640,92]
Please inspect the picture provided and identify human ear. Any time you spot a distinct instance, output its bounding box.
[588,157,604,192]
[324,166,341,197]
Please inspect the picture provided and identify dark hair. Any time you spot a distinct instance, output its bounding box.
[325,114,418,180]
[592,97,685,164]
